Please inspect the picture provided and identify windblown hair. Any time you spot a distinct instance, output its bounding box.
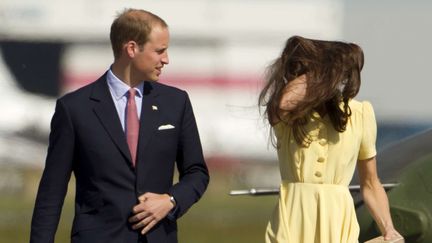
[110,8,168,60]
[259,35,364,146]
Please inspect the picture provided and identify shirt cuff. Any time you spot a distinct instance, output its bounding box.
[166,195,178,221]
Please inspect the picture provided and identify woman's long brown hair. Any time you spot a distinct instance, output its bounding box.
[259,36,364,146]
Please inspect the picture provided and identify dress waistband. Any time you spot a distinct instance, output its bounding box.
[281,181,349,189]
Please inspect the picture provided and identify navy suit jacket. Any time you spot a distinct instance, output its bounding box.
[30,74,209,243]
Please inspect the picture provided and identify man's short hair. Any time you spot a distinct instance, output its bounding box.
[110,9,168,59]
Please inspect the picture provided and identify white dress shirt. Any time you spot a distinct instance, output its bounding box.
[106,68,144,132]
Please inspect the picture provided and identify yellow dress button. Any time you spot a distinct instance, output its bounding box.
[319,139,327,146]
[315,171,322,177]
[317,157,325,163]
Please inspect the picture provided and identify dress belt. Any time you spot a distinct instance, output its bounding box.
[281,181,349,189]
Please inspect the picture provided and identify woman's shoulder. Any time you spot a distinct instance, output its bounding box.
[348,99,374,115]
[272,121,291,140]
[272,121,287,131]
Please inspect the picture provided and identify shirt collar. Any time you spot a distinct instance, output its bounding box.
[107,68,144,100]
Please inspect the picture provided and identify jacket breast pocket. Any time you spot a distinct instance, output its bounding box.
[156,123,177,133]
[154,126,178,143]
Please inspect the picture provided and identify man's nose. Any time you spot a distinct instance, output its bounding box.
[162,52,169,65]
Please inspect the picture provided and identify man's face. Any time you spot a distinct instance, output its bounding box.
[132,25,169,82]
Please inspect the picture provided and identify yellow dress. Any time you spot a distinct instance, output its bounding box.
[265,100,377,243]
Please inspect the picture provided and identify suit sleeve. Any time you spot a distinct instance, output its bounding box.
[168,92,209,219]
[30,99,75,243]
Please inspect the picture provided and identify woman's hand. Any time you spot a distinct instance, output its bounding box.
[383,227,403,241]
[270,74,307,125]
[357,157,404,241]
[279,74,307,111]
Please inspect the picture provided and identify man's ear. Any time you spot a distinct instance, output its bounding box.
[125,41,137,58]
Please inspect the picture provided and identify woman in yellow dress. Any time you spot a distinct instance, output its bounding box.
[259,36,402,243]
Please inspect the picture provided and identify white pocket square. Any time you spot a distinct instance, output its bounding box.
[158,124,175,130]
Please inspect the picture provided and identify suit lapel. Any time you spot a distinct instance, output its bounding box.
[90,75,133,165]
[137,81,160,160]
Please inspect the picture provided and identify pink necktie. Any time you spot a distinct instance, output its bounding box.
[126,88,139,166]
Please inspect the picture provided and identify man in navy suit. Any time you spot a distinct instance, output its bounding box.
[30,9,209,243]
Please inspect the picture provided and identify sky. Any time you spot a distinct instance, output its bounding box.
[343,0,432,123]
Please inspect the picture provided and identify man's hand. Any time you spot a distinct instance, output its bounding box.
[129,192,175,235]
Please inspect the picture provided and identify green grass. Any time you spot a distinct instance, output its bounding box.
[0,167,278,243]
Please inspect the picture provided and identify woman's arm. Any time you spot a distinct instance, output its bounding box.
[279,74,307,111]
[271,74,307,125]
[357,156,403,240]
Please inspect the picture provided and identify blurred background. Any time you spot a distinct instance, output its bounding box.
[0,0,431,242]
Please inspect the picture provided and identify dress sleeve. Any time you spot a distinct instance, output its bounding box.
[272,121,288,140]
[358,101,377,160]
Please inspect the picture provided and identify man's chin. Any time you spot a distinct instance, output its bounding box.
[145,76,160,82]
[152,74,161,82]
